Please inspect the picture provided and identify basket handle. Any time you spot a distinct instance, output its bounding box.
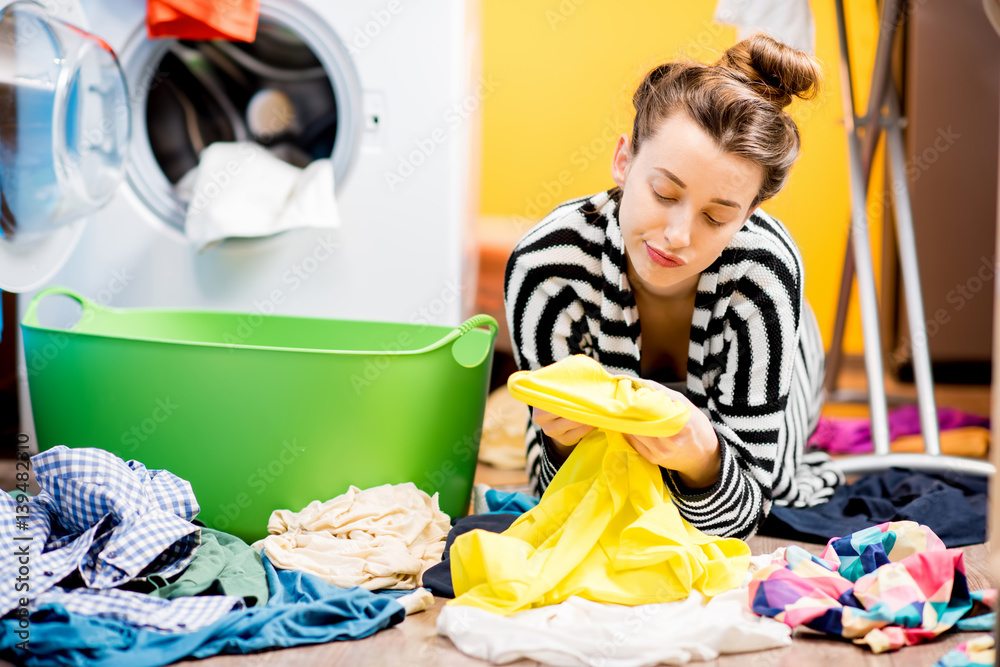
[450,314,498,368]
[21,286,102,330]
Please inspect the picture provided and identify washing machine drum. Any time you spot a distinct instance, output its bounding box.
[0,1,129,292]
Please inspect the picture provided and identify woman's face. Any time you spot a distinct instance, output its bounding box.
[612,112,763,299]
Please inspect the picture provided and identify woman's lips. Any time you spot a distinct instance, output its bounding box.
[645,243,686,268]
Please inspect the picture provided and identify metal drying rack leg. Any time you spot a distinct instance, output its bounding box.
[825,0,995,477]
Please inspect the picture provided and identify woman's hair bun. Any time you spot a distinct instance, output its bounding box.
[715,34,821,109]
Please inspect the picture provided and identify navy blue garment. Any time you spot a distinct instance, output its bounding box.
[0,555,406,667]
[422,513,519,598]
[759,468,987,548]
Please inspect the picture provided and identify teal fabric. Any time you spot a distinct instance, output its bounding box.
[484,488,539,515]
[0,555,406,667]
[145,528,268,606]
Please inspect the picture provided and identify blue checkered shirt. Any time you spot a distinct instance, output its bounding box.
[1,446,243,632]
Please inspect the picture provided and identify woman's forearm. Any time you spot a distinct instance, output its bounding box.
[673,446,721,489]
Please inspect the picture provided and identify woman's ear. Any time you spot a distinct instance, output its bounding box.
[611,134,632,188]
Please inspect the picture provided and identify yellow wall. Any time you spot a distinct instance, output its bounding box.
[480,0,885,354]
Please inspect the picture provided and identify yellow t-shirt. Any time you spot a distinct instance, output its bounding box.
[449,354,752,615]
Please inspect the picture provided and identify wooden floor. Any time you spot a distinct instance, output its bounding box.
[1,359,994,666]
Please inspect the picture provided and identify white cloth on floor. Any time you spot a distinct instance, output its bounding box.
[436,554,791,667]
[183,141,340,251]
[472,483,492,515]
[397,587,436,615]
[714,0,815,54]
[254,483,451,591]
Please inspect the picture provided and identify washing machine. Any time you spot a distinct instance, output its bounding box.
[5,0,482,441]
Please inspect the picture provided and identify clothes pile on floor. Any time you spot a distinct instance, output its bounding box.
[751,521,995,653]
[3,354,994,666]
[807,405,989,457]
[0,446,433,667]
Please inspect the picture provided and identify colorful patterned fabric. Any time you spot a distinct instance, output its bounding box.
[749,521,996,653]
[933,635,995,666]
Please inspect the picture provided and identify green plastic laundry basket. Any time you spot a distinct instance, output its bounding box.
[22,286,497,541]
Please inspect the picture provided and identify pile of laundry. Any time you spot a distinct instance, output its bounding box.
[0,446,440,667]
[2,353,994,667]
[427,355,996,666]
[751,521,996,653]
[763,405,991,548]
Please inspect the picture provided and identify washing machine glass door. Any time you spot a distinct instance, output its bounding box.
[0,0,129,292]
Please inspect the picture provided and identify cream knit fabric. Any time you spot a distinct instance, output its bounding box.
[255,483,451,590]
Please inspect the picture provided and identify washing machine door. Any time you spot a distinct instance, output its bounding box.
[0,0,129,292]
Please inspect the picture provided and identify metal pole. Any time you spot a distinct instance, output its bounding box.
[832,0,901,455]
[883,88,942,456]
[826,0,902,398]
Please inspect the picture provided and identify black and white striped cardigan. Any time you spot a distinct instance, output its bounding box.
[503,189,843,539]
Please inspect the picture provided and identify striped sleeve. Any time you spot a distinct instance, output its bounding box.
[664,246,802,540]
[770,302,845,508]
[525,423,562,496]
[504,214,602,495]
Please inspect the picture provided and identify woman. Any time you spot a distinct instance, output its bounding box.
[504,34,843,540]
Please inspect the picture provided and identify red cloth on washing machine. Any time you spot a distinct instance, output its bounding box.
[147,0,259,42]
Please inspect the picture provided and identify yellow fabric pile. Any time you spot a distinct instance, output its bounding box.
[449,354,751,615]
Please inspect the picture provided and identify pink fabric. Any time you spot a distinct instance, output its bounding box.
[808,405,989,455]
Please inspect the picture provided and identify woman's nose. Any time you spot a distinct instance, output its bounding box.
[662,212,692,249]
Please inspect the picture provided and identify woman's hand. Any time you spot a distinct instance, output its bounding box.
[623,380,721,489]
[532,408,595,461]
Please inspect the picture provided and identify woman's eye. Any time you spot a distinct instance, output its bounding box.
[653,191,675,202]
[705,214,725,227]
